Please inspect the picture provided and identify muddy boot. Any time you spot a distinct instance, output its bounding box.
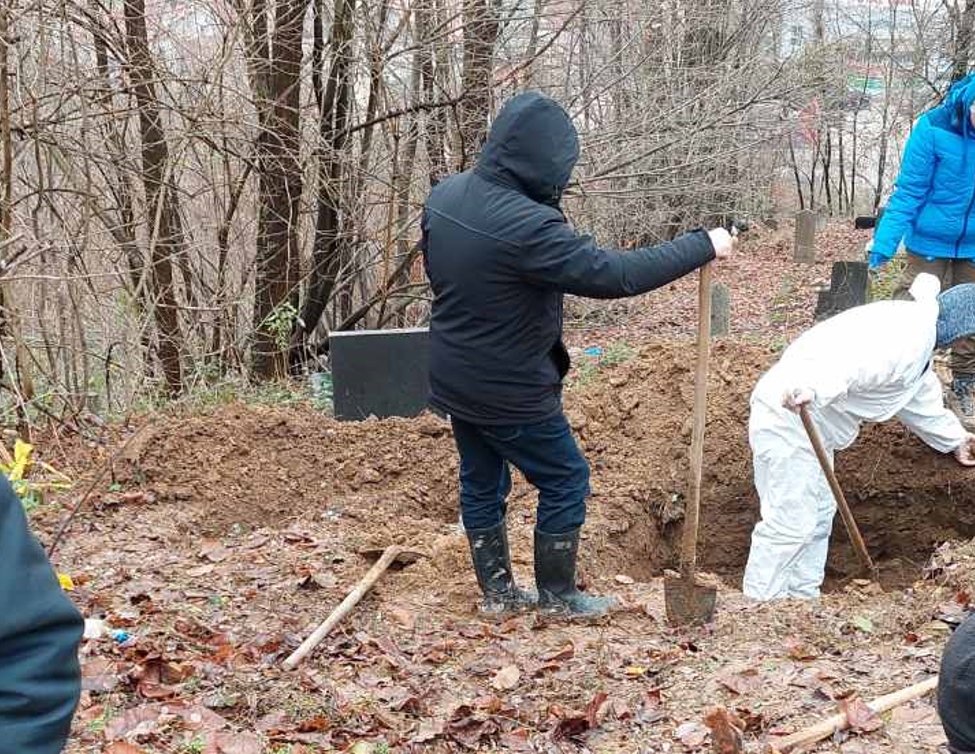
[950,375,975,431]
[466,522,535,617]
[534,528,617,618]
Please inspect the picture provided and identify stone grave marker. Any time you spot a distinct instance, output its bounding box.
[330,327,430,421]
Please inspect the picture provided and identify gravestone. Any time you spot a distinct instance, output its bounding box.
[794,209,817,263]
[814,261,869,321]
[854,205,886,231]
[710,283,730,337]
[330,327,430,421]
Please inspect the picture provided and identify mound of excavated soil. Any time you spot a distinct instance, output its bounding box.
[568,341,975,589]
[108,340,975,593]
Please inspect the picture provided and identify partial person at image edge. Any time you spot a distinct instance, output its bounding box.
[743,273,975,602]
[0,474,83,753]
[421,90,735,619]
[871,72,975,429]
[940,611,975,754]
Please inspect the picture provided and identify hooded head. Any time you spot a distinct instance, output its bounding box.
[937,281,975,348]
[475,92,580,207]
[939,73,975,136]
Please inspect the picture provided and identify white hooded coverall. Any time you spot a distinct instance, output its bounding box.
[742,274,966,601]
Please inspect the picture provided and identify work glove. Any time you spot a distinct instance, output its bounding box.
[783,387,815,413]
[707,227,735,259]
[954,433,975,467]
[865,239,890,270]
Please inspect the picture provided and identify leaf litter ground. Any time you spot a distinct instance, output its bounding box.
[30,222,975,753]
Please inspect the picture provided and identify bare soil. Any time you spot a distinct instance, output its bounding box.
[40,339,975,754]
[32,222,975,753]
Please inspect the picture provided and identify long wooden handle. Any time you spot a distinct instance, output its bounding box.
[771,675,937,751]
[283,544,404,670]
[681,262,712,577]
[798,404,877,578]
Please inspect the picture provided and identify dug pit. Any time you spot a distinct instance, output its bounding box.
[111,341,975,595]
[571,343,975,592]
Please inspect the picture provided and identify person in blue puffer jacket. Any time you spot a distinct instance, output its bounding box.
[871,73,975,428]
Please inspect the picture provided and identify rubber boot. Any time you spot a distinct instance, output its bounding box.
[466,522,535,617]
[951,375,975,431]
[534,528,617,618]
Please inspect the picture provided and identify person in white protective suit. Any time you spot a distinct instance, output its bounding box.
[743,272,975,601]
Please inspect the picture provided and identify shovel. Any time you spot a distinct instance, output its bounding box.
[664,259,718,626]
[797,403,879,581]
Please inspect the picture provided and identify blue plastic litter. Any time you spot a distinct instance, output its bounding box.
[583,347,603,356]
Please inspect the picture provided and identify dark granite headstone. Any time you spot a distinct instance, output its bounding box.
[814,261,869,321]
[854,206,885,230]
[330,327,430,421]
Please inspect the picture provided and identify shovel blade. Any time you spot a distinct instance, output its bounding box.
[664,573,717,626]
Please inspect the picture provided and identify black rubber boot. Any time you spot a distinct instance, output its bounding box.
[534,528,617,618]
[466,522,536,616]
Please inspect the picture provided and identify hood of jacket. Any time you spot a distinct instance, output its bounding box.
[939,73,975,137]
[474,92,580,207]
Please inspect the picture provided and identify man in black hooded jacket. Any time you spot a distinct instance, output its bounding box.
[422,91,734,618]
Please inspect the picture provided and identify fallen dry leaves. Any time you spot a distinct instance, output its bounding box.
[51,252,969,754]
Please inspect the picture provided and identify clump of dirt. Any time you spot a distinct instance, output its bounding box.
[105,340,975,594]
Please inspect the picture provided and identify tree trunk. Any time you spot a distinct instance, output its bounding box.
[0,0,11,384]
[124,0,184,395]
[417,0,448,186]
[381,53,422,328]
[292,0,356,364]
[249,0,306,379]
[457,0,499,170]
[954,0,975,83]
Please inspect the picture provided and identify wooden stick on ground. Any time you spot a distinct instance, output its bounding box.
[282,544,405,671]
[769,675,938,752]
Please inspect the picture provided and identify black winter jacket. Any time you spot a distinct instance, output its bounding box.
[422,91,715,425]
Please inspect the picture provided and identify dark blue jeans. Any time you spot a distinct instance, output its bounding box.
[450,413,590,534]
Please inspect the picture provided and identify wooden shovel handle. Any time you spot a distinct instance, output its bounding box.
[681,262,712,576]
[797,404,877,578]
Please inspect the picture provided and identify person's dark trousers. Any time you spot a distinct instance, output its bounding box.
[451,413,617,618]
[450,413,590,533]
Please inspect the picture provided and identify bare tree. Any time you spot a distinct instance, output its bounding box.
[457,0,500,168]
[123,0,188,395]
[239,0,308,379]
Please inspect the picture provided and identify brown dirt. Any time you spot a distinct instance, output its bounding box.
[87,339,975,598]
[48,337,975,754]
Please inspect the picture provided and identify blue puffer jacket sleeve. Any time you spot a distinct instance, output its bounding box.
[0,477,83,754]
[873,117,937,260]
